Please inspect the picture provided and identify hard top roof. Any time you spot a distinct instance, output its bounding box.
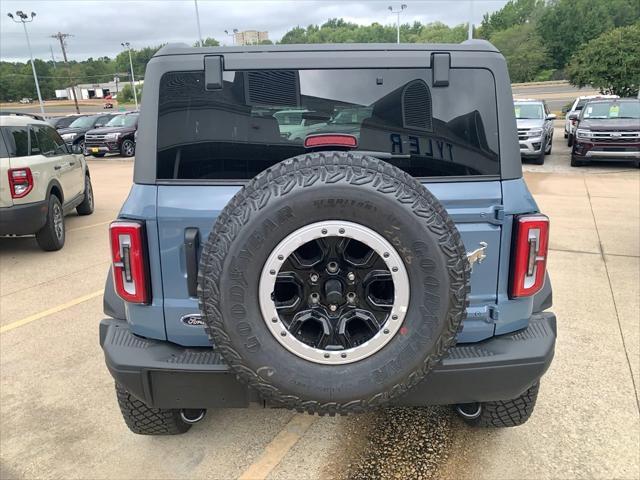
[154,39,499,57]
[0,115,49,127]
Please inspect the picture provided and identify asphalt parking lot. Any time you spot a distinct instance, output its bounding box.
[1,126,638,480]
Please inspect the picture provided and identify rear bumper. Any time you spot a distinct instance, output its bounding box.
[0,200,48,235]
[100,312,557,409]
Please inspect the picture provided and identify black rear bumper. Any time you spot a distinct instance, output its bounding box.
[0,200,48,235]
[100,313,556,409]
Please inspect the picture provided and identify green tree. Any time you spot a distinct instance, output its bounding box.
[537,0,640,69]
[118,83,143,104]
[566,23,640,97]
[479,0,545,39]
[195,37,220,47]
[490,23,551,83]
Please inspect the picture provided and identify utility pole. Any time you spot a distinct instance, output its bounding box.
[194,0,204,47]
[51,32,80,114]
[388,4,407,44]
[121,42,138,109]
[7,11,45,115]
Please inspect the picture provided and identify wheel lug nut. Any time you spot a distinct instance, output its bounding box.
[329,304,337,312]
[310,273,319,283]
[347,272,355,282]
[347,292,356,304]
[310,293,319,304]
[327,262,338,273]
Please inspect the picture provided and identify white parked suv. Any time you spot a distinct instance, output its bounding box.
[564,94,618,146]
[0,113,94,251]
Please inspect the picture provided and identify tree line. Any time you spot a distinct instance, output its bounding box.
[1,0,638,102]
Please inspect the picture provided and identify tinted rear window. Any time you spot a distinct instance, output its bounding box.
[1,126,29,157]
[157,68,499,180]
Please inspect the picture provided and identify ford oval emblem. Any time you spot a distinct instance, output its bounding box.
[180,314,205,326]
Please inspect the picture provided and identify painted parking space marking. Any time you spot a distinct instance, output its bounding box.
[0,289,104,334]
[238,414,317,480]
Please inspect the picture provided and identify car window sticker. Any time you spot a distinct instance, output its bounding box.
[609,105,619,118]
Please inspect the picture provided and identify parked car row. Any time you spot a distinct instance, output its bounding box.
[48,112,138,157]
[515,97,639,167]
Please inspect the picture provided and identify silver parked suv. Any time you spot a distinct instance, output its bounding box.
[514,99,555,165]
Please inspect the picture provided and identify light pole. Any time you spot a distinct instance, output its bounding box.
[194,0,204,47]
[121,42,138,110]
[7,11,45,115]
[468,0,473,40]
[224,29,238,46]
[388,4,407,44]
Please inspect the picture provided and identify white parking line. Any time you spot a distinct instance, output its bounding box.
[68,221,111,232]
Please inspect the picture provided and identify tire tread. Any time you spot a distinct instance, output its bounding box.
[114,383,190,435]
[198,152,471,415]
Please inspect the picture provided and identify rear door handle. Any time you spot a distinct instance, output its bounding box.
[54,165,62,170]
[69,161,75,166]
[184,228,200,297]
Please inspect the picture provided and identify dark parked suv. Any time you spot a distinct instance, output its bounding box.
[85,113,139,157]
[58,113,116,154]
[101,41,556,435]
[569,98,640,167]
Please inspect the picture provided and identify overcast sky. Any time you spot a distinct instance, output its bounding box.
[1,0,507,62]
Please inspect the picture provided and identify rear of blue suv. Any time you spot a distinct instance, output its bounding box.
[100,41,556,435]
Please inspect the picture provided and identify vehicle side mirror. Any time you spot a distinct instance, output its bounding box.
[95,123,104,128]
[546,114,557,120]
[568,113,578,121]
[72,143,83,154]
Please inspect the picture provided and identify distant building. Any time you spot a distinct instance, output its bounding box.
[55,78,143,100]
[234,30,269,46]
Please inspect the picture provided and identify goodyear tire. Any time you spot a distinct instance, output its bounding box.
[198,152,470,415]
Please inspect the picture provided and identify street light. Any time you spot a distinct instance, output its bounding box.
[388,4,407,44]
[7,10,45,115]
[224,28,238,45]
[120,42,138,109]
[193,0,204,47]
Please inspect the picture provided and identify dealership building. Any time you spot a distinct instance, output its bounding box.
[55,78,143,100]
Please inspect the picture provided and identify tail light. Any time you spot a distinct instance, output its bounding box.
[8,168,33,198]
[304,134,358,149]
[510,214,549,298]
[109,221,150,304]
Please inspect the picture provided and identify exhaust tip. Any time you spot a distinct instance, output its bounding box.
[180,409,206,424]
[455,403,482,420]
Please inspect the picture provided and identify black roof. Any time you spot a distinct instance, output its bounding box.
[154,39,498,57]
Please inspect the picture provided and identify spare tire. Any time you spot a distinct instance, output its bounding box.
[198,152,470,415]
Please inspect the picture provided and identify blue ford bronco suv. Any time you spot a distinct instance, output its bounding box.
[100,41,556,435]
